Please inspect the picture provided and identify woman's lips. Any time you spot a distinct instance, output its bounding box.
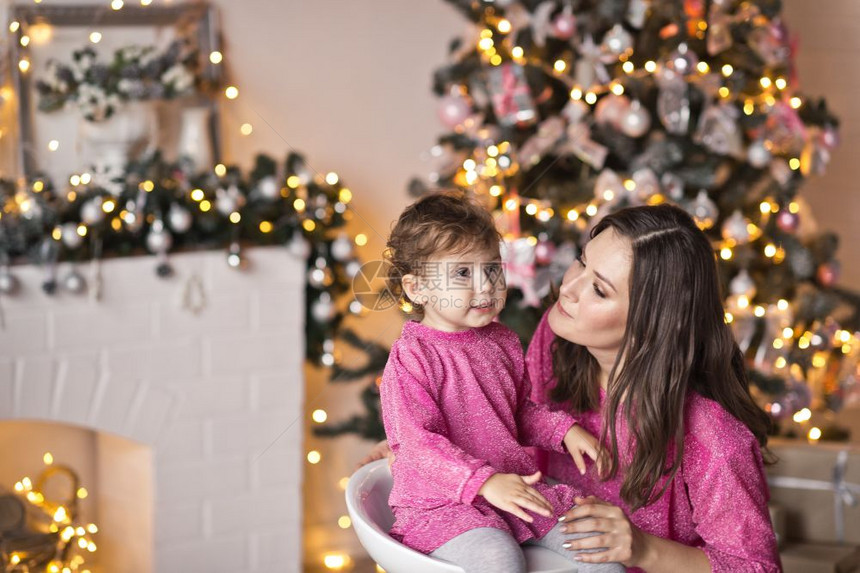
[556,301,572,318]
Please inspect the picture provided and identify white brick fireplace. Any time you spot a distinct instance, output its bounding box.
[0,246,305,572]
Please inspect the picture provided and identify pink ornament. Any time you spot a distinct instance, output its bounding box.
[437,93,471,128]
[551,13,577,40]
[594,93,631,128]
[776,210,799,234]
[535,240,556,265]
[817,261,840,287]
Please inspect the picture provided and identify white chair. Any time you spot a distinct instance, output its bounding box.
[345,459,576,573]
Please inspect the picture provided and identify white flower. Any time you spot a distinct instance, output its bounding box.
[162,64,194,94]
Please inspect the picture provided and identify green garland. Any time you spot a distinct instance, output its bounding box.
[0,152,362,364]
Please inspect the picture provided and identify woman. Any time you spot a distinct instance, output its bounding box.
[361,204,780,572]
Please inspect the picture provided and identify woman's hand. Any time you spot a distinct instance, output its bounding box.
[562,424,602,475]
[355,439,393,470]
[478,471,554,523]
[559,496,647,567]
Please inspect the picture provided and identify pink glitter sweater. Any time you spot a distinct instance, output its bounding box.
[380,320,580,554]
[526,311,781,573]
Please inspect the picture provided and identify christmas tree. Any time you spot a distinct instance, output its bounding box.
[321,0,858,441]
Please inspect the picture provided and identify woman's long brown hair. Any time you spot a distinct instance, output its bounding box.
[550,204,772,510]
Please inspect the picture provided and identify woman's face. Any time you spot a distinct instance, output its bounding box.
[548,227,632,361]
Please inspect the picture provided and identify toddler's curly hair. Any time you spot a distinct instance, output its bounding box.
[385,191,501,315]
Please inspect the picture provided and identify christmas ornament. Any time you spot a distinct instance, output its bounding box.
[345,260,362,279]
[226,241,245,269]
[63,267,87,294]
[550,5,576,40]
[215,184,246,216]
[437,91,472,129]
[626,0,650,28]
[593,169,625,204]
[601,24,634,60]
[146,218,173,253]
[817,261,841,287]
[256,175,280,200]
[749,22,790,67]
[694,103,743,158]
[788,246,815,280]
[575,35,610,88]
[562,122,608,170]
[348,299,364,315]
[706,2,733,55]
[765,102,806,155]
[308,259,333,288]
[661,172,685,201]
[80,199,105,225]
[287,232,311,259]
[655,67,690,135]
[534,236,555,265]
[594,94,630,127]
[168,204,193,233]
[747,139,772,169]
[665,43,698,76]
[776,210,799,234]
[487,63,536,128]
[618,100,651,138]
[729,269,757,298]
[0,264,20,295]
[631,168,660,203]
[330,234,353,262]
[500,238,540,307]
[562,98,590,125]
[518,117,565,166]
[61,223,84,250]
[312,292,336,322]
[722,210,752,244]
[685,190,718,230]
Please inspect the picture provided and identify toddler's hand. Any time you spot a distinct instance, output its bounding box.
[478,471,553,523]
[355,439,393,470]
[563,424,601,475]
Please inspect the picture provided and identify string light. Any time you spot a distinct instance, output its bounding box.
[224,86,239,99]
[89,32,102,44]
[240,123,253,135]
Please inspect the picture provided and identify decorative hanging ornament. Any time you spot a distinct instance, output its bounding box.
[226,241,245,269]
[80,198,105,225]
[747,139,773,169]
[168,204,193,233]
[626,0,650,28]
[437,89,472,129]
[311,291,336,322]
[330,234,354,262]
[721,210,752,244]
[534,235,556,265]
[550,5,576,40]
[256,175,280,200]
[593,169,626,204]
[487,63,537,128]
[694,102,743,158]
[685,190,719,230]
[729,269,757,298]
[287,231,311,259]
[61,222,84,250]
[146,218,173,253]
[631,168,660,203]
[655,64,690,135]
[776,210,800,234]
[215,184,246,216]
[817,261,841,287]
[601,24,634,60]
[63,266,88,294]
[0,262,20,295]
[661,172,685,201]
[619,100,651,138]
[307,257,333,288]
[594,93,631,128]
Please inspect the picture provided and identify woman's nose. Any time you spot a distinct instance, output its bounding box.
[559,273,582,302]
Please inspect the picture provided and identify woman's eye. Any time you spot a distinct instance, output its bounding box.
[576,254,585,267]
[593,283,606,299]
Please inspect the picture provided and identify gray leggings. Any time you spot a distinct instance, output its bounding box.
[429,525,625,573]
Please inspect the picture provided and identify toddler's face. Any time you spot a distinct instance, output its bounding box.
[411,246,506,332]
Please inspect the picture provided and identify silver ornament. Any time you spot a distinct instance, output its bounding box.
[685,190,719,230]
[226,242,245,269]
[287,232,311,259]
[168,204,193,233]
[729,269,756,298]
[747,139,772,169]
[63,269,88,294]
[602,24,634,58]
[311,292,336,322]
[330,234,353,261]
[665,43,699,76]
[721,210,752,244]
[146,219,173,253]
[0,268,21,295]
[80,199,105,225]
[345,260,362,279]
[619,100,651,138]
[257,176,280,200]
[61,223,84,250]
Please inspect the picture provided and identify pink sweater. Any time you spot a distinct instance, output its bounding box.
[381,320,579,554]
[526,311,781,573]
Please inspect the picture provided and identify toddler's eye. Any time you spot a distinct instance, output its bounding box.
[454,267,471,279]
